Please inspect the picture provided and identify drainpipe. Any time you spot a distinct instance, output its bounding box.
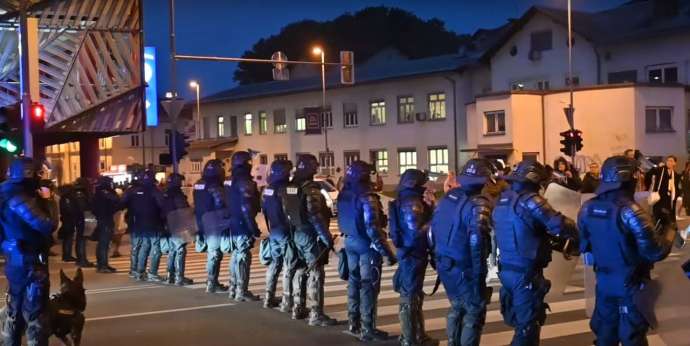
[443,75,459,172]
[594,45,602,85]
[541,94,547,163]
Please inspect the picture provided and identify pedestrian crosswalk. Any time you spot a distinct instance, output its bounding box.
[102,224,672,346]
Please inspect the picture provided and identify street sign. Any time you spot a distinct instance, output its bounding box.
[272,51,289,81]
[304,107,321,135]
[272,68,290,81]
[160,98,185,122]
[563,106,575,129]
[340,51,355,85]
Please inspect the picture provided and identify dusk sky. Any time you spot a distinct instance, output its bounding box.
[143,0,628,100]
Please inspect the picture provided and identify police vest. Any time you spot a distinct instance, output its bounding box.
[430,188,471,262]
[581,198,642,279]
[262,184,291,233]
[282,182,307,228]
[493,189,549,268]
[337,188,367,239]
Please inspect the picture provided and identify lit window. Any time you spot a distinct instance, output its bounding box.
[343,102,358,128]
[274,109,287,133]
[191,160,202,173]
[398,96,415,123]
[344,151,360,167]
[259,111,268,135]
[370,150,388,174]
[645,107,674,133]
[398,149,417,174]
[319,151,335,176]
[217,116,225,137]
[370,100,386,125]
[244,113,253,135]
[484,111,506,135]
[428,93,446,120]
[648,65,678,84]
[428,147,449,174]
[296,113,306,132]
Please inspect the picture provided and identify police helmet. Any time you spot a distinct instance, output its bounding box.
[398,169,428,191]
[506,159,548,185]
[457,159,493,187]
[166,173,185,189]
[596,155,636,195]
[7,157,36,183]
[142,169,156,185]
[96,175,114,189]
[202,159,225,181]
[267,159,293,184]
[231,151,253,170]
[296,154,319,177]
[345,160,373,184]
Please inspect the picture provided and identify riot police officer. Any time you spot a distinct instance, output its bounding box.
[284,154,336,326]
[578,156,675,345]
[493,160,579,345]
[162,173,194,286]
[120,169,165,281]
[0,157,58,346]
[430,159,493,346]
[93,175,120,273]
[59,177,93,267]
[261,159,295,309]
[337,160,396,342]
[193,159,229,293]
[390,169,437,346]
[225,151,261,301]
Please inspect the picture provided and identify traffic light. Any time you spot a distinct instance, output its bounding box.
[169,130,189,163]
[30,102,45,132]
[340,51,355,85]
[0,105,22,155]
[559,129,584,157]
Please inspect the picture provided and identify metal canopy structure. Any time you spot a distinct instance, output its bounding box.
[0,0,143,143]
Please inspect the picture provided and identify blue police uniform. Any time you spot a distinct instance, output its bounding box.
[59,179,92,267]
[493,160,579,346]
[578,156,675,346]
[261,160,296,310]
[389,169,436,346]
[430,160,493,346]
[338,160,396,342]
[193,159,230,294]
[162,173,193,286]
[93,176,120,273]
[120,170,165,281]
[225,151,261,301]
[0,158,57,346]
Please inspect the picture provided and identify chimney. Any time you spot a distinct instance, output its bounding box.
[653,0,679,18]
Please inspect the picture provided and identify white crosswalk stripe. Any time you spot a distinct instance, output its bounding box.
[104,225,668,346]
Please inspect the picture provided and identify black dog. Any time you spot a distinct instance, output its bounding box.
[49,268,86,346]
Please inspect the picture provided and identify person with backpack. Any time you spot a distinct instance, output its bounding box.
[429,159,494,346]
[389,169,437,346]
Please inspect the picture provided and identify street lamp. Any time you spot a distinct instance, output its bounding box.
[312,46,329,165]
[189,80,201,139]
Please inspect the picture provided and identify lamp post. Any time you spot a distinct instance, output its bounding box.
[189,80,201,139]
[312,47,329,162]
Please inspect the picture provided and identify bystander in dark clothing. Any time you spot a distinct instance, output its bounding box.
[580,162,601,194]
[680,162,690,216]
[552,158,582,191]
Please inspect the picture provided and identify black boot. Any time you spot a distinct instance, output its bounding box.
[206,281,229,294]
[308,309,337,327]
[399,302,416,346]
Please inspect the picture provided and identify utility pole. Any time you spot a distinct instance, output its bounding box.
[169,0,179,174]
[18,0,33,157]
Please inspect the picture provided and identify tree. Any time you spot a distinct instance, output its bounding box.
[233,6,468,85]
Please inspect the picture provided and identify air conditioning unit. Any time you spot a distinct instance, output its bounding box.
[528,50,542,61]
[415,112,427,121]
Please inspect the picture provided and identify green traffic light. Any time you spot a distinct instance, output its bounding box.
[0,138,18,153]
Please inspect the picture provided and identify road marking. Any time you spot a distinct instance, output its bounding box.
[85,303,235,322]
[87,284,163,295]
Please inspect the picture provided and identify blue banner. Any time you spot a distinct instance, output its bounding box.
[144,46,158,127]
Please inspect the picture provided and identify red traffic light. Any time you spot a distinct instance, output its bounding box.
[31,102,45,120]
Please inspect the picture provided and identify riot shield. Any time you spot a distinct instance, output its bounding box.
[201,208,230,236]
[542,183,581,301]
[167,207,198,243]
[636,249,690,344]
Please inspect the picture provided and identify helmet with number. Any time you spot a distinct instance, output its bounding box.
[166,173,185,189]
[398,169,428,191]
[506,159,548,185]
[7,157,36,183]
[267,159,293,184]
[202,159,225,181]
[296,154,319,177]
[231,151,253,170]
[596,155,636,195]
[96,175,114,190]
[345,160,373,184]
[457,158,493,187]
